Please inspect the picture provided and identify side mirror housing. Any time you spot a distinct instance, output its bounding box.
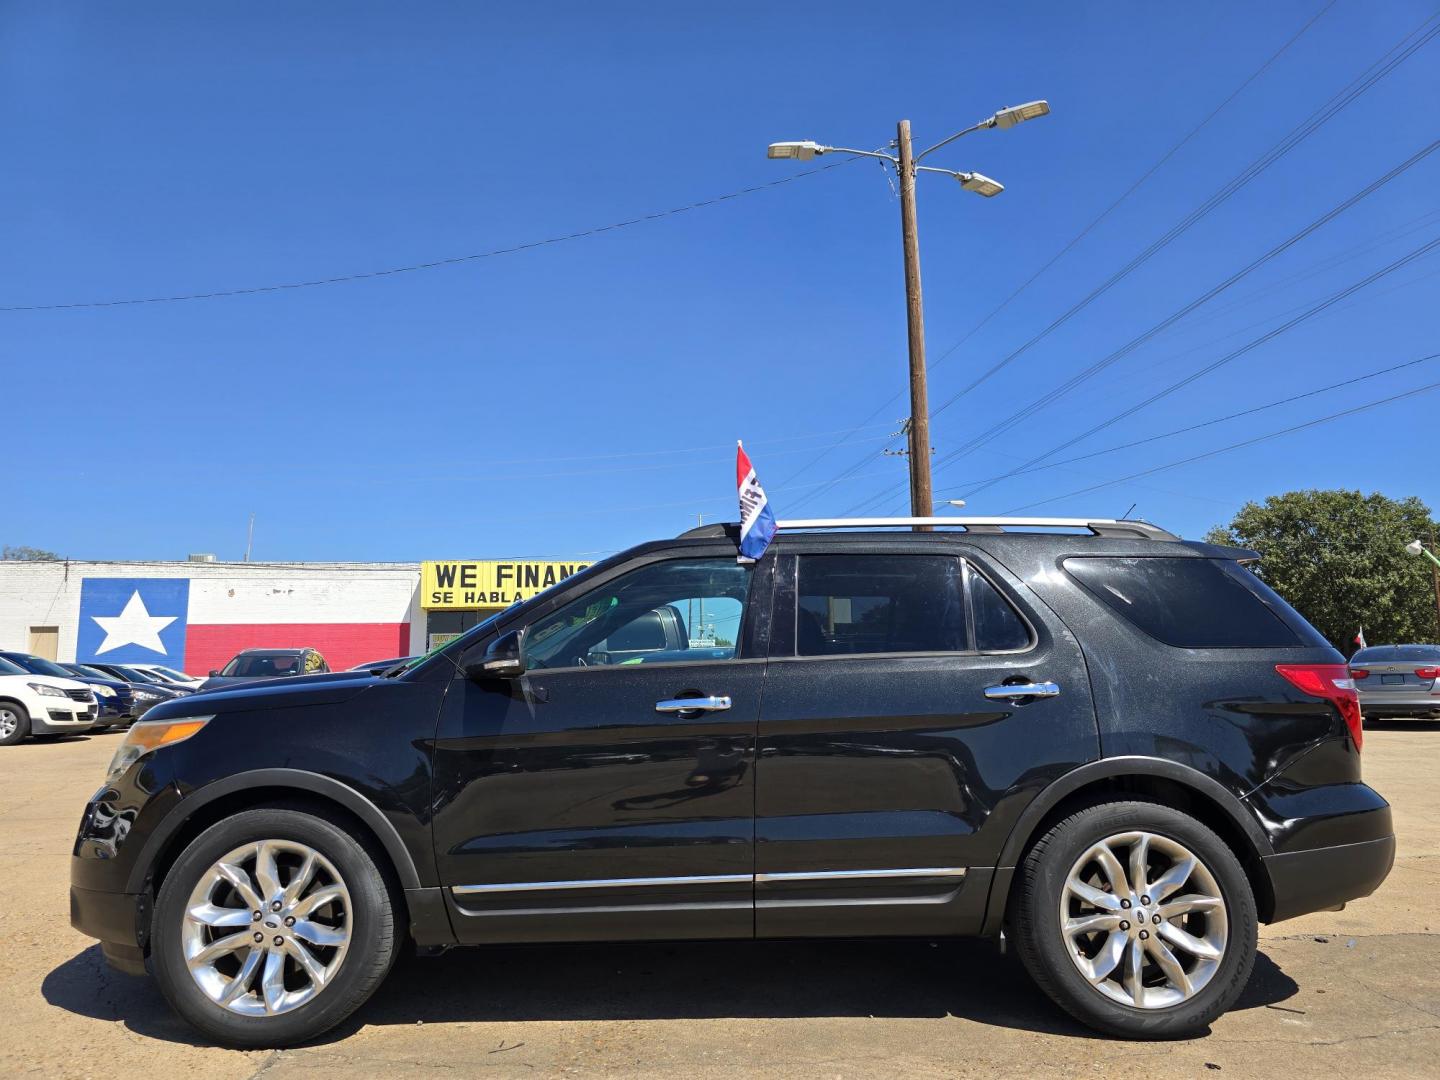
[463,629,525,680]
[209,670,220,677]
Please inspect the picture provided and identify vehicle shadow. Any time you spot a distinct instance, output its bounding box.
[43,939,1298,1047]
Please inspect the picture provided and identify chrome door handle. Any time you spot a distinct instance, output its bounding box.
[984,681,1060,700]
[655,696,732,713]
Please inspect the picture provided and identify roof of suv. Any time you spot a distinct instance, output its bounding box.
[678,516,1180,542]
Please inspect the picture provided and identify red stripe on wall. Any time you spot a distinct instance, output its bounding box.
[182,623,410,676]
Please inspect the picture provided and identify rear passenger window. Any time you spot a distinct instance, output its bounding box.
[1063,557,1300,648]
[970,569,1031,651]
[797,554,967,656]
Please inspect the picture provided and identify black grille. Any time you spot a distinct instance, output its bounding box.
[65,688,94,703]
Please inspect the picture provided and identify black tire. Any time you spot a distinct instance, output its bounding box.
[1012,800,1257,1039]
[0,700,32,746]
[152,807,398,1048]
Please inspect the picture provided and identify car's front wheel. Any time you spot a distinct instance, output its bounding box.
[1012,800,1257,1039]
[0,701,31,745]
[152,807,397,1047]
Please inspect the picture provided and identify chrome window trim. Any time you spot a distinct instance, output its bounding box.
[450,866,966,897]
[451,872,753,895]
[754,867,966,884]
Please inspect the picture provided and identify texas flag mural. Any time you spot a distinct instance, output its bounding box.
[76,575,411,674]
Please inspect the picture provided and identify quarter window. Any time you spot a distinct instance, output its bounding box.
[524,559,750,671]
[971,569,1031,651]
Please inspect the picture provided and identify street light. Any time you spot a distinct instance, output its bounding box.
[767,100,1051,524]
[1405,538,1440,633]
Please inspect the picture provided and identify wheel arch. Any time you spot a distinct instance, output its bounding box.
[984,757,1276,933]
[132,769,423,899]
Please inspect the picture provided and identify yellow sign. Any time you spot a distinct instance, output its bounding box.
[422,560,591,609]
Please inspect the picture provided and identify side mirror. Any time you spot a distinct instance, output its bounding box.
[464,629,525,680]
[209,670,220,677]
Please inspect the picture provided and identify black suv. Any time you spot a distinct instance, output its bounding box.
[70,517,1393,1047]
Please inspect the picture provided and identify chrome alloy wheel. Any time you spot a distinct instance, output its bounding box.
[0,707,19,739]
[1059,830,1227,1009]
[181,839,352,1016]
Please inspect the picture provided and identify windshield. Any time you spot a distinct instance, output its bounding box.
[221,653,303,677]
[111,665,162,683]
[69,664,112,679]
[7,654,73,678]
[150,666,192,681]
[0,657,26,676]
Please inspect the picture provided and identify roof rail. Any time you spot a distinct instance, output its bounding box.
[676,516,1178,541]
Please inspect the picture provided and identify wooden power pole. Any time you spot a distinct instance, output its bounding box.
[896,120,933,526]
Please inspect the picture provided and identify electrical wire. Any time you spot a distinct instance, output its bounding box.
[933,351,1440,492]
[0,160,855,312]
[769,0,1342,493]
[934,137,1440,481]
[952,230,1440,501]
[997,376,1440,514]
[927,9,1440,419]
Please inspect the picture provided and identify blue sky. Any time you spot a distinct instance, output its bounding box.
[3,1,1437,561]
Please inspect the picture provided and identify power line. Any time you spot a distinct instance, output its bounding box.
[927,8,1440,421]
[997,375,1440,515]
[0,160,855,312]
[769,0,1341,494]
[934,351,1440,492]
[934,136,1440,483]
[954,230,1440,501]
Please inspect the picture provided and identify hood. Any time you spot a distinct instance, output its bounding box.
[0,673,91,693]
[159,667,380,717]
[73,676,133,694]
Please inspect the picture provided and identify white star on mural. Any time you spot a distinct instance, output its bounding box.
[92,591,177,655]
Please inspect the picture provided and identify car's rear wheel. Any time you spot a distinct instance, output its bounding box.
[0,701,31,745]
[1012,800,1257,1039]
[152,807,397,1048]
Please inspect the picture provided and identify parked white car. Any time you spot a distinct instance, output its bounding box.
[128,663,204,689]
[0,655,97,745]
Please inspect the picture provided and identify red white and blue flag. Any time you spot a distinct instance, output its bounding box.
[736,441,778,564]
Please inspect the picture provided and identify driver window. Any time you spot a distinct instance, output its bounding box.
[524,559,750,671]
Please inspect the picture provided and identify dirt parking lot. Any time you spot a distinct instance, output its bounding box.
[1,724,1436,1079]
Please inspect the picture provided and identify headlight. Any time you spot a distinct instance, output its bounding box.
[132,689,162,701]
[106,716,212,781]
[93,685,116,698]
[28,683,66,698]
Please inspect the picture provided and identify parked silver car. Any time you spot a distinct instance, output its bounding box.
[1350,643,1440,719]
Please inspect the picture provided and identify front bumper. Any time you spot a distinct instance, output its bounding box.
[31,703,97,735]
[69,885,150,975]
[1263,833,1396,922]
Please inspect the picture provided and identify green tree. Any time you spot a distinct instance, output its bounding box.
[1,545,59,561]
[1204,489,1437,651]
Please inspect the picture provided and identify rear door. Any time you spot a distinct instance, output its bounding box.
[754,544,1099,937]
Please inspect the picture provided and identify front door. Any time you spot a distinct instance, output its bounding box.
[755,546,1099,937]
[432,553,768,944]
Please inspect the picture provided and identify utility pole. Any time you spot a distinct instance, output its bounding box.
[765,100,1049,527]
[896,120,933,523]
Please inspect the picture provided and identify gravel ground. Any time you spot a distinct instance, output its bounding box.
[2,722,1436,1078]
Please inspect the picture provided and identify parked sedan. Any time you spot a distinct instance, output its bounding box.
[1350,643,1440,719]
[87,663,193,699]
[0,655,96,744]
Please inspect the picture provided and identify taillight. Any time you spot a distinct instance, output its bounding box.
[1276,663,1363,750]
[1415,667,1440,680]
[1350,668,1369,679]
